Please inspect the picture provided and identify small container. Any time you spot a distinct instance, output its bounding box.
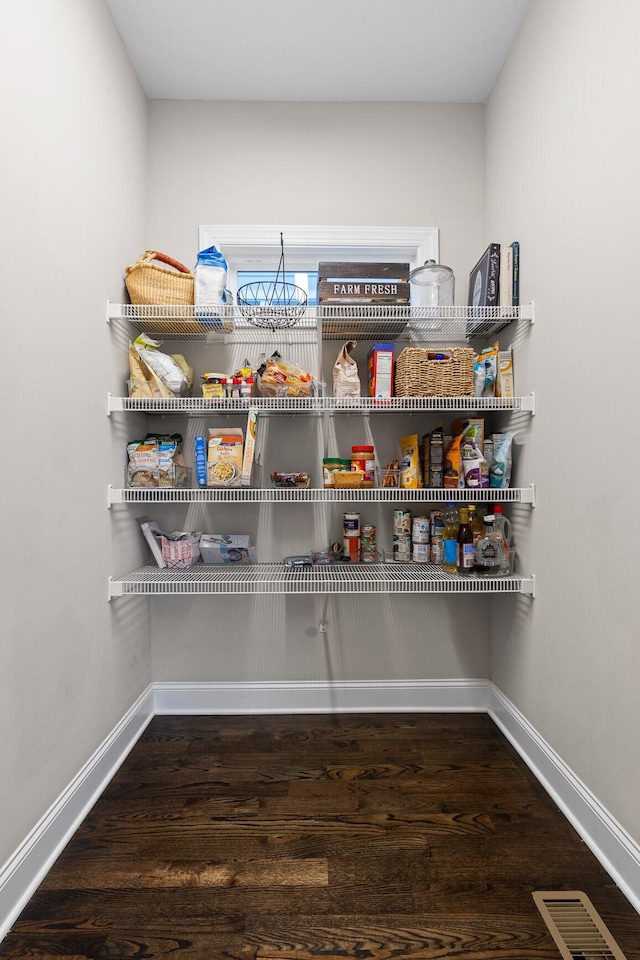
[412,515,430,544]
[343,512,361,538]
[393,510,411,536]
[360,524,376,562]
[412,542,430,563]
[343,536,360,562]
[351,445,375,487]
[323,457,342,488]
[393,534,411,562]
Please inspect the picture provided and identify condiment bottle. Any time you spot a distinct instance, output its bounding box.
[456,506,475,575]
[474,515,508,577]
[442,502,459,573]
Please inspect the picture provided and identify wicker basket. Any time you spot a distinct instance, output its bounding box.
[125,250,194,306]
[395,347,475,397]
[332,470,364,489]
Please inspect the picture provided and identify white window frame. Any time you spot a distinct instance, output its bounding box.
[198,224,439,294]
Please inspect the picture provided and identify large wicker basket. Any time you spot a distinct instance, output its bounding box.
[395,347,476,397]
[125,250,194,306]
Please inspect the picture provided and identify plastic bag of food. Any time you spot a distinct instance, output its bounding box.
[132,335,190,397]
[333,340,360,398]
[194,245,227,308]
[461,423,489,488]
[400,434,422,489]
[127,439,159,487]
[444,434,465,488]
[473,342,499,398]
[489,431,516,488]
[256,351,314,397]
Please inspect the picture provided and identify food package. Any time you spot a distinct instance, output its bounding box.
[473,341,499,398]
[399,434,422,489]
[489,432,516,488]
[256,351,313,397]
[130,335,190,398]
[460,423,489,488]
[151,433,187,488]
[161,531,202,570]
[207,427,244,486]
[443,434,465,489]
[127,439,160,487]
[496,346,515,397]
[194,245,227,308]
[333,340,361,398]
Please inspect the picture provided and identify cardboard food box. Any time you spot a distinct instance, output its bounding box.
[367,343,395,399]
[207,427,243,486]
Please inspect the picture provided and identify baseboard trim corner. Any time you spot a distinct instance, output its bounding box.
[488,683,640,913]
[0,684,154,942]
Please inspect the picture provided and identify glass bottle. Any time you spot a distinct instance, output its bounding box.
[456,506,475,575]
[442,502,459,573]
[474,515,508,577]
[468,504,484,550]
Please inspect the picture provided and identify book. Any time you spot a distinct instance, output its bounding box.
[468,243,500,310]
[511,240,520,307]
[138,516,166,567]
[499,244,513,309]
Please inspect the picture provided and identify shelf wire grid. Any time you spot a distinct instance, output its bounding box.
[108,302,532,344]
[108,485,534,506]
[108,562,534,598]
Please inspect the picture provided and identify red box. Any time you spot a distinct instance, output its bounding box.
[367,343,394,399]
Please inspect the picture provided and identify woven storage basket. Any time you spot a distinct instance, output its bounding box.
[125,250,194,306]
[395,347,476,397]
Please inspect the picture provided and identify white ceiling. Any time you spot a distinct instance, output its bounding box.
[105,0,531,103]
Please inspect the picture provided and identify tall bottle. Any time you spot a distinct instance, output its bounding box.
[474,515,508,576]
[468,504,484,550]
[492,505,512,573]
[456,506,475,575]
[442,502,459,573]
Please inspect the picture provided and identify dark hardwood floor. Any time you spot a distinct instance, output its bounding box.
[2,713,639,959]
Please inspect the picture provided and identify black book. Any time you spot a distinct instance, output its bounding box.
[468,242,501,310]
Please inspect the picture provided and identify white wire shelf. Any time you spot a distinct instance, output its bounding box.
[108,562,535,599]
[107,393,536,416]
[108,484,535,506]
[107,301,534,343]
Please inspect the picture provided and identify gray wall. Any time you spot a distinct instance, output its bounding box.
[0,0,151,867]
[146,100,492,686]
[486,0,640,842]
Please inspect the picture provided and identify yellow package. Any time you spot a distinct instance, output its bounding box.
[400,434,422,489]
[207,427,244,486]
[444,434,465,488]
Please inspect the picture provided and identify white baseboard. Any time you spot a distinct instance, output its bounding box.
[488,683,640,914]
[0,685,154,942]
[152,678,490,714]
[2,679,639,944]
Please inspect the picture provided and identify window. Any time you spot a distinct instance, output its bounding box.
[198,225,439,299]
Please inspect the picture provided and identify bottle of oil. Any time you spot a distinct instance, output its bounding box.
[442,502,459,573]
[468,504,484,550]
[456,506,475,575]
[474,514,508,576]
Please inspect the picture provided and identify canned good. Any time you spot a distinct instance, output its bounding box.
[412,515,430,544]
[412,542,430,563]
[343,512,361,538]
[360,524,376,562]
[393,534,411,562]
[430,510,444,564]
[393,510,411,536]
[343,536,360,562]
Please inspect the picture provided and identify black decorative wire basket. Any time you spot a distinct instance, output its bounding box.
[237,233,308,330]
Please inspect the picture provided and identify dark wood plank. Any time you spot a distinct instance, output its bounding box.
[3,714,640,960]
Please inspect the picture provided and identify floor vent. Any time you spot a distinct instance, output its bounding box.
[533,891,628,959]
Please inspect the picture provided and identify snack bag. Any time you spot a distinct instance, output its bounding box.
[333,340,360,398]
[473,341,499,398]
[400,434,422,489]
[257,351,313,397]
[461,423,489,488]
[133,334,190,397]
[444,434,465,489]
[194,245,227,308]
[489,431,516,488]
